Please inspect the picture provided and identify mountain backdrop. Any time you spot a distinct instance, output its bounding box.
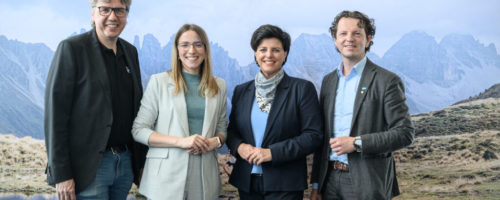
[1,30,499,139]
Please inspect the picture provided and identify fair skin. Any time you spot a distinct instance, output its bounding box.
[146,30,222,153]
[177,30,206,75]
[334,17,372,77]
[56,0,128,199]
[237,143,272,165]
[147,132,225,155]
[56,178,76,200]
[254,38,288,79]
[236,37,288,165]
[311,17,370,200]
[91,0,128,54]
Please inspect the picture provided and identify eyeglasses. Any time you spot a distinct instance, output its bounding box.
[178,41,205,50]
[96,6,128,17]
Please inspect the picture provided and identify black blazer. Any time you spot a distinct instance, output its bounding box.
[311,59,415,199]
[44,29,147,193]
[227,73,323,192]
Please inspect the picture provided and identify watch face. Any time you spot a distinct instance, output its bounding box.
[216,137,222,148]
[354,138,362,152]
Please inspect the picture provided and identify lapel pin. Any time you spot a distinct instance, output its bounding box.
[125,66,131,74]
[361,86,367,94]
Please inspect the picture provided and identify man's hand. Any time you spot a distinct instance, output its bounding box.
[330,136,356,155]
[56,179,76,200]
[311,189,322,200]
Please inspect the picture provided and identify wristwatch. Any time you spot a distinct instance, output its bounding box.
[215,136,222,148]
[353,136,362,152]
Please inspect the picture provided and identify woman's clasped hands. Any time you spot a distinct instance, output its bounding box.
[237,143,272,165]
[179,134,219,155]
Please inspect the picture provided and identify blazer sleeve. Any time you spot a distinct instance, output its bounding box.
[361,76,415,154]
[268,81,323,166]
[310,77,330,184]
[44,41,76,184]
[215,78,228,139]
[132,74,160,145]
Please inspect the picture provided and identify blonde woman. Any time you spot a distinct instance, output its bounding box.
[132,24,227,200]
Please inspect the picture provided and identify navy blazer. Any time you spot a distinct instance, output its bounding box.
[227,73,323,192]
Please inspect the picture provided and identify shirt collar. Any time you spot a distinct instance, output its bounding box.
[98,39,123,57]
[336,56,367,78]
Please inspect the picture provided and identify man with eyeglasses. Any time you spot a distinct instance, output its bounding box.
[44,0,147,199]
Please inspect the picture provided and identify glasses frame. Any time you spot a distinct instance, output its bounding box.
[95,6,129,17]
[178,41,205,50]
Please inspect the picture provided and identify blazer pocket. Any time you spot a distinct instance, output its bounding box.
[146,148,169,159]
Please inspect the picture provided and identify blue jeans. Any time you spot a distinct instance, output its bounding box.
[77,150,133,200]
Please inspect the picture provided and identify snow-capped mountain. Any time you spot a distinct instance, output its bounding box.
[0,35,52,139]
[1,30,499,138]
[381,31,500,113]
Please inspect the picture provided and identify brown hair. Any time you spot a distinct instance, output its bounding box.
[329,10,376,52]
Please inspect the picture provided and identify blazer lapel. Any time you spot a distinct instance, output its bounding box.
[263,74,290,144]
[168,80,190,137]
[351,59,376,130]
[120,39,142,112]
[324,72,339,137]
[89,29,112,106]
[201,89,217,137]
[243,82,257,146]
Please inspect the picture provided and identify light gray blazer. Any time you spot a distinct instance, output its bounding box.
[132,72,227,200]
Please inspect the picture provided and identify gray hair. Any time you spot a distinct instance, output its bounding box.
[89,0,132,27]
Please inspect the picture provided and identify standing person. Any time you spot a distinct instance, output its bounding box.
[44,0,147,199]
[310,10,415,200]
[132,24,227,200]
[226,24,323,200]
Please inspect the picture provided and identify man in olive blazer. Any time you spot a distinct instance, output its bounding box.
[44,26,147,196]
[311,11,415,200]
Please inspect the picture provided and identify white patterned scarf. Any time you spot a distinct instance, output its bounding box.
[254,68,285,113]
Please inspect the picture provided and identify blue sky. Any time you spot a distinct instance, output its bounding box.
[1,0,499,65]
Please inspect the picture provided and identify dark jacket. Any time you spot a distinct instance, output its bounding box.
[44,29,148,193]
[311,59,415,199]
[227,73,323,192]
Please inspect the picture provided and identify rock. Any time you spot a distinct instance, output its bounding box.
[483,150,498,160]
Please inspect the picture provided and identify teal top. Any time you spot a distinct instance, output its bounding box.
[183,71,206,136]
